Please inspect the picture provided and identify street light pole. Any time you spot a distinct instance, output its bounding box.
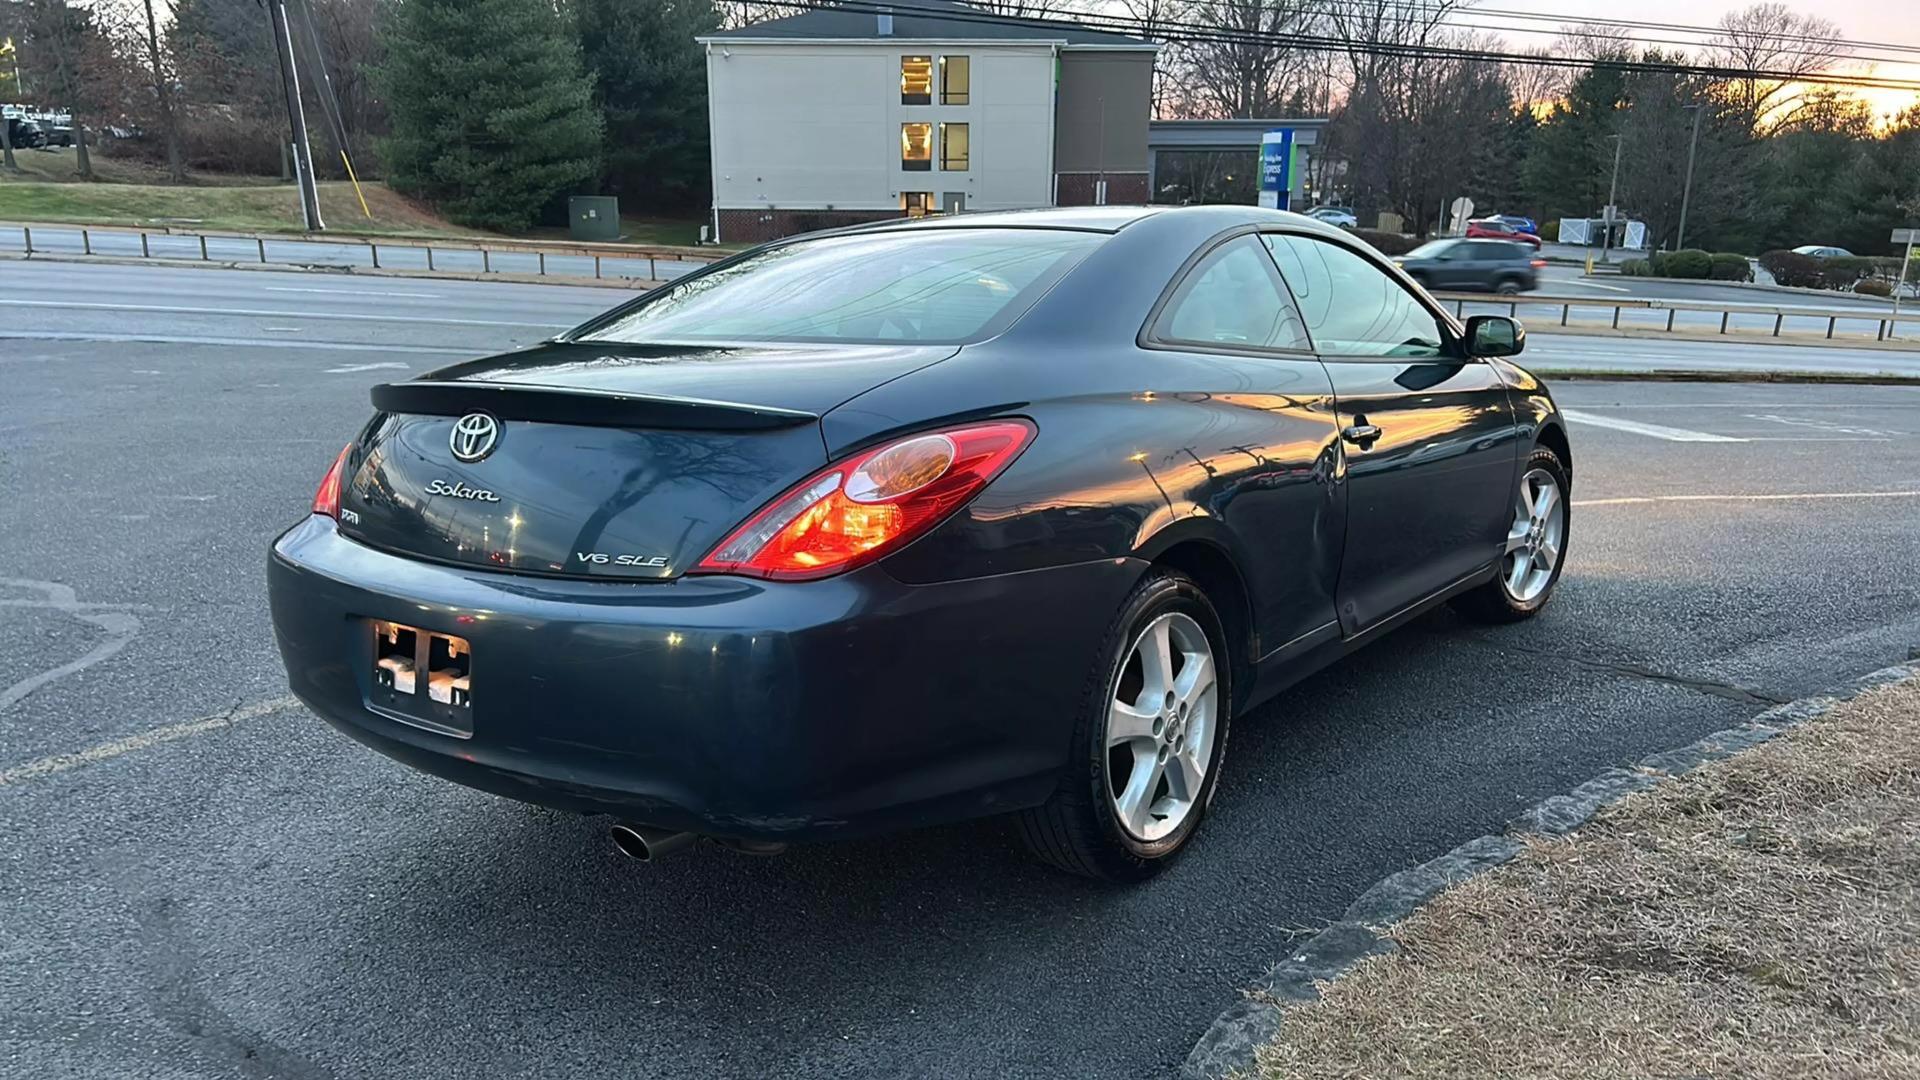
[1601,134,1622,263]
[1676,103,1703,251]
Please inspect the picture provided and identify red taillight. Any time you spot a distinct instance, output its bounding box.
[1531,258,1547,268]
[312,443,353,517]
[694,420,1034,581]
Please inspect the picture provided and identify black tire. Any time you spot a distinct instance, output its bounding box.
[1494,277,1523,294]
[1453,446,1570,624]
[1015,569,1232,883]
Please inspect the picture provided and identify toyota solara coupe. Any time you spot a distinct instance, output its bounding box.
[269,205,1572,882]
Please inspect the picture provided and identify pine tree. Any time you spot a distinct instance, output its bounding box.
[575,0,719,214]
[373,0,602,230]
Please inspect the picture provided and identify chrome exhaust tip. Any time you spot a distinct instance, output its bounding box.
[609,823,697,862]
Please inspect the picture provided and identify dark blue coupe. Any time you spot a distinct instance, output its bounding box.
[270,206,1572,882]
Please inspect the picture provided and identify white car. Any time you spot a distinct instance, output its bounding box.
[1792,245,1854,259]
[1307,207,1358,229]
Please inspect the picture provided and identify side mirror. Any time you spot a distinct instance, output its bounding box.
[1465,314,1525,358]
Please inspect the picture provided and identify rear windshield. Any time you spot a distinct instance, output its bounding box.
[574,228,1103,346]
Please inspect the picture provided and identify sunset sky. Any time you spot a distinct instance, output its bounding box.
[1500,0,1920,119]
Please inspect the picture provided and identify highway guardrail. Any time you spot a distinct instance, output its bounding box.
[1433,291,1920,343]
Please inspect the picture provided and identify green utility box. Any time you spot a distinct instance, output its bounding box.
[569,196,620,242]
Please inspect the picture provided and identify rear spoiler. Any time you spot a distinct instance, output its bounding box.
[370,381,818,432]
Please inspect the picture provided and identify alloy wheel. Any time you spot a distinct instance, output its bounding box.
[1105,611,1219,842]
[1501,466,1565,603]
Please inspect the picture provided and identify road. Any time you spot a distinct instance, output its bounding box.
[5,260,1920,1078]
[2,259,1917,378]
[0,223,714,283]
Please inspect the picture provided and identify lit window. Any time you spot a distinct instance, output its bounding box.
[940,55,970,105]
[901,56,932,105]
[902,192,934,218]
[902,122,932,171]
[940,123,968,171]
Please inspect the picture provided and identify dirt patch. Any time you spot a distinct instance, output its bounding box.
[1255,678,1920,1080]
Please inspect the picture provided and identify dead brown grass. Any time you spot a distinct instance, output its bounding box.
[1255,678,1920,1080]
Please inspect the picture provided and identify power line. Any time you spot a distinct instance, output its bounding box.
[749,1,1920,93]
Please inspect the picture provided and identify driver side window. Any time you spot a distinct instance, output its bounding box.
[1262,234,1447,358]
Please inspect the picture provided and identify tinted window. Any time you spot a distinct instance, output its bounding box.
[1263,235,1448,358]
[576,229,1101,346]
[1404,240,1455,259]
[1155,236,1310,351]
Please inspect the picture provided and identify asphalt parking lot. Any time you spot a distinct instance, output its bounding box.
[5,261,1920,1079]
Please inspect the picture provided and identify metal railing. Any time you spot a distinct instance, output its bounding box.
[1434,291,1920,343]
[0,220,726,284]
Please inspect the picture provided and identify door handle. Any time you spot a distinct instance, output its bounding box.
[1342,423,1382,445]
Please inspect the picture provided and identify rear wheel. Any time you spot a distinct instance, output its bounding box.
[1015,570,1230,882]
[1453,447,1569,623]
[1495,277,1523,294]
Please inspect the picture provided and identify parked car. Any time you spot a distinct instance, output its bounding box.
[1493,214,1538,236]
[1792,245,1854,259]
[270,206,1571,883]
[4,118,48,149]
[1306,206,1358,229]
[1397,238,1543,293]
[45,125,75,148]
[1465,217,1543,249]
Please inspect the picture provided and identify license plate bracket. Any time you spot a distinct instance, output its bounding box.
[367,619,474,738]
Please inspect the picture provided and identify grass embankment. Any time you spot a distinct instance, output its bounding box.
[0,146,712,246]
[1257,677,1920,1080]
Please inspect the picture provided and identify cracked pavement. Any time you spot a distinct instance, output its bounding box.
[3,264,1920,1079]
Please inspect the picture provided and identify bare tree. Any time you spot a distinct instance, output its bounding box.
[1170,0,1319,119]
[138,0,184,180]
[1555,21,1631,62]
[1707,1,1847,134]
[1504,45,1567,113]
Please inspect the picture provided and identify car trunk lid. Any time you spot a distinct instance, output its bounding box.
[337,341,956,580]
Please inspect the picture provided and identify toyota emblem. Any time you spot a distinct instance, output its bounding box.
[450,413,500,463]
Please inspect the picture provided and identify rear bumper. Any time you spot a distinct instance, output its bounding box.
[269,516,1139,841]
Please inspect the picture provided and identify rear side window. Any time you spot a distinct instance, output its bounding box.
[575,229,1102,346]
[1262,235,1447,359]
[1152,236,1310,352]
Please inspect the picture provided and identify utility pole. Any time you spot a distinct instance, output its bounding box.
[1676,104,1704,251]
[1601,134,1622,264]
[268,0,324,231]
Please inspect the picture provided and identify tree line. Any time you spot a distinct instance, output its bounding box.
[0,0,719,230]
[2,0,1915,252]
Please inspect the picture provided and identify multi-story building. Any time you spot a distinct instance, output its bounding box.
[698,0,1155,243]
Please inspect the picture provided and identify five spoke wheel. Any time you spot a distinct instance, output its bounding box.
[1105,611,1219,842]
[1502,466,1565,604]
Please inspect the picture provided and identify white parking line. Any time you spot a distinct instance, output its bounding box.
[1558,279,1631,293]
[1574,490,1920,507]
[264,286,443,298]
[1559,409,1747,442]
[0,696,301,788]
[325,361,411,374]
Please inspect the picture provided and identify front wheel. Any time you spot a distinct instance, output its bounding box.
[1015,570,1230,882]
[1452,447,1569,623]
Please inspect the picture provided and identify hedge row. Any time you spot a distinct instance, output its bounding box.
[1618,249,1752,281]
[1758,250,1916,292]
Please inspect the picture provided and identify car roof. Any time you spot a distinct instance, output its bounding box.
[806,205,1359,247]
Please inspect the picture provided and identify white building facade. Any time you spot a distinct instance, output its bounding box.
[699,2,1154,243]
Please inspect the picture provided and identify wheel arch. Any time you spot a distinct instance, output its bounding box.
[1135,525,1255,710]
[1535,418,1573,487]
